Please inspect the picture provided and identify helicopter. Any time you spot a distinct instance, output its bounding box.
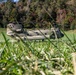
[7,22,64,40]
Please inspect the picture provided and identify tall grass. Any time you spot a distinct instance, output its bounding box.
[0,32,76,75]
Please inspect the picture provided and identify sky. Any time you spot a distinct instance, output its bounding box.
[13,0,19,2]
[0,0,19,2]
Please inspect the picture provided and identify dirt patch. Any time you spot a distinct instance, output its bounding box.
[66,30,76,33]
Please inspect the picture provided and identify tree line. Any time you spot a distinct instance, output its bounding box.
[0,0,76,30]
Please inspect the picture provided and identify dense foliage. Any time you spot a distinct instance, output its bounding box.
[0,0,76,29]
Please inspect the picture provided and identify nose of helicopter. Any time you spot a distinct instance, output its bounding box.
[50,28,64,39]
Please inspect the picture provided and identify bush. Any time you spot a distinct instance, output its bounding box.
[70,19,76,30]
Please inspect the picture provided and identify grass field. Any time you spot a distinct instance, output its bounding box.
[0,28,76,75]
[0,28,12,42]
[62,30,76,42]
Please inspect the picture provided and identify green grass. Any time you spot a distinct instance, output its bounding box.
[0,29,76,75]
[0,39,74,75]
[61,30,76,42]
[0,28,12,42]
[0,28,6,41]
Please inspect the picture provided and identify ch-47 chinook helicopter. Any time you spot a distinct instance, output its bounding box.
[7,22,64,41]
